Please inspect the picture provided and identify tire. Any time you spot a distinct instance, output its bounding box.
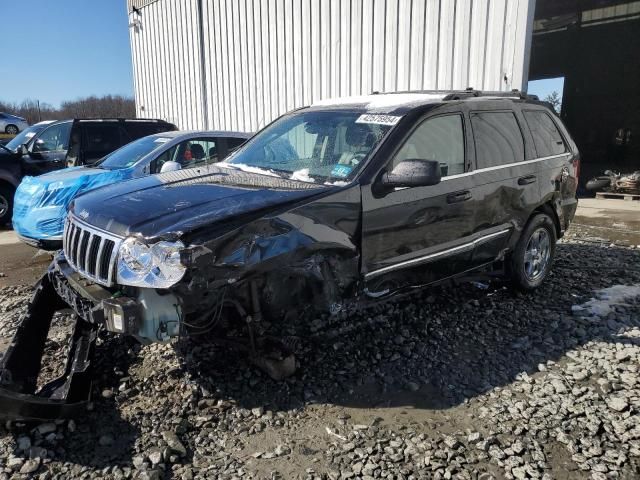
[585,177,611,192]
[509,213,556,291]
[4,124,19,135]
[0,185,14,226]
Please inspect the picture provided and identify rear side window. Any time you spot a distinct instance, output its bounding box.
[82,124,122,162]
[123,122,176,141]
[471,111,525,169]
[393,114,465,177]
[523,110,568,157]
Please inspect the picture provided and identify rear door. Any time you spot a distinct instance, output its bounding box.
[467,107,540,265]
[80,122,123,165]
[523,108,578,230]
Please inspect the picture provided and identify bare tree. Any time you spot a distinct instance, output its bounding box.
[0,95,135,125]
[543,91,562,113]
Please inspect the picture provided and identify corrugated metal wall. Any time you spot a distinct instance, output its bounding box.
[128,0,535,132]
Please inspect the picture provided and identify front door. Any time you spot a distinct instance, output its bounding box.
[22,122,72,176]
[361,112,477,290]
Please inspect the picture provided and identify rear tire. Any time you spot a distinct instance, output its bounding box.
[509,213,556,291]
[0,185,14,226]
[4,124,19,135]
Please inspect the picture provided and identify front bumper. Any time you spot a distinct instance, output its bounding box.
[49,253,181,341]
[15,231,63,251]
[0,254,180,420]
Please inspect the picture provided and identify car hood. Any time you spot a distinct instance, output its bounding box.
[70,165,328,238]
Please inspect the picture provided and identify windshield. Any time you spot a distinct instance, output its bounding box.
[223,111,394,184]
[97,135,171,169]
[4,124,47,152]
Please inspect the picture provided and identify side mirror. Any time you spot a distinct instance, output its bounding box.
[19,144,29,156]
[380,159,442,190]
[160,161,182,173]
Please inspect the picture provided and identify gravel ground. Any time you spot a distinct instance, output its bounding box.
[0,232,639,480]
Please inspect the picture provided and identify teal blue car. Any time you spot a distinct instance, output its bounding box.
[13,130,250,249]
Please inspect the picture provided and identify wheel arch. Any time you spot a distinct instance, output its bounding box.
[532,201,562,239]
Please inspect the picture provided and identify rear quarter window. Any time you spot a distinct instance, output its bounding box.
[523,110,568,157]
[470,111,525,169]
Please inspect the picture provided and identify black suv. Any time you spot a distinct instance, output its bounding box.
[0,91,580,417]
[0,118,177,224]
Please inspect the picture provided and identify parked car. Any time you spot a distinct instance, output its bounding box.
[0,112,29,135]
[0,118,177,225]
[13,130,251,249]
[0,121,58,225]
[0,91,580,419]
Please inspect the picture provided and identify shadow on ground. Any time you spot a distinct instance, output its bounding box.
[176,242,640,412]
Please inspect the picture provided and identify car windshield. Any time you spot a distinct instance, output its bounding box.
[4,124,47,152]
[222,111,394,184]
[97,135,171,169]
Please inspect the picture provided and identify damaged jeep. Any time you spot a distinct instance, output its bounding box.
[0,90,579,420]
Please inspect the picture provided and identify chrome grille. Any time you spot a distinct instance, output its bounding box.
[63,215,123,287]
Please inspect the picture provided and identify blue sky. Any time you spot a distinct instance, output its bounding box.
[527,77,565,102]
[0,0,134,107]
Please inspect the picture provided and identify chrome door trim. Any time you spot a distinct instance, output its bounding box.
[364,229,511,280]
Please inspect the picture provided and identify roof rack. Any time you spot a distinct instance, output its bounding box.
[373,88,540,102]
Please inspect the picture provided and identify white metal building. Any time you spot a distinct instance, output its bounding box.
[127,0,536,131]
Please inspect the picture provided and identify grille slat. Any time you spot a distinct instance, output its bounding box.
[78,231,90,270]
[62,215,123,287]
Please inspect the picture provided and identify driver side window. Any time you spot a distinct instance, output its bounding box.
[32,122,72,154]
[393,114,465,177]
[151,138,218,173]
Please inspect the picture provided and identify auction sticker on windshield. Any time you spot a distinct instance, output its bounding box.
[355,114,401,126]
[154,137,170,143]
[331,164,353,178]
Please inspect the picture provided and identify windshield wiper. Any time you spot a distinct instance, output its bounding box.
[222,163,284,178]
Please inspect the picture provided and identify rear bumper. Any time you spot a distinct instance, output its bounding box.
[560,196,579,233]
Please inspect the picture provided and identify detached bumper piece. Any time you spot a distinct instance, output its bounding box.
[0,275,97,421]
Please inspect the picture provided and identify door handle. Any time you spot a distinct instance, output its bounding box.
[518,175,537,186]
[447,190,472,204]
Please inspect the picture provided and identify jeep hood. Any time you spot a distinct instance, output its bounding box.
[69,165,327,238]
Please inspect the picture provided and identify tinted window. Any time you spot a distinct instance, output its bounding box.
[32,122,72,153]
[523,110,568,157]
[82,124,122,162]
[471,112,525,169]
[123,122,175,141]
[227,137,247,151]
[393,115,465,177]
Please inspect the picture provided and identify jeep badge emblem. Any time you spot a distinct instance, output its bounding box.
[79,209,90,220]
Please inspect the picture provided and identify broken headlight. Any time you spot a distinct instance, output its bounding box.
[117,238,186,288]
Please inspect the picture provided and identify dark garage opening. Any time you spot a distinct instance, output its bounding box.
[530,0,640,189]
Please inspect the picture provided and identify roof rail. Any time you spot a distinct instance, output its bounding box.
[375,88,540,102]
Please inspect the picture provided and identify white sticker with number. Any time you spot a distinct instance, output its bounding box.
[112,312,123,331]
[355,114,402,126]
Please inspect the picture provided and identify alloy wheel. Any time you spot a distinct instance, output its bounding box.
[523,227,551,282]
[0,194,8,219]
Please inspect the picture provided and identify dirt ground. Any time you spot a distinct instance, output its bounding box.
[0,199,639,480]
